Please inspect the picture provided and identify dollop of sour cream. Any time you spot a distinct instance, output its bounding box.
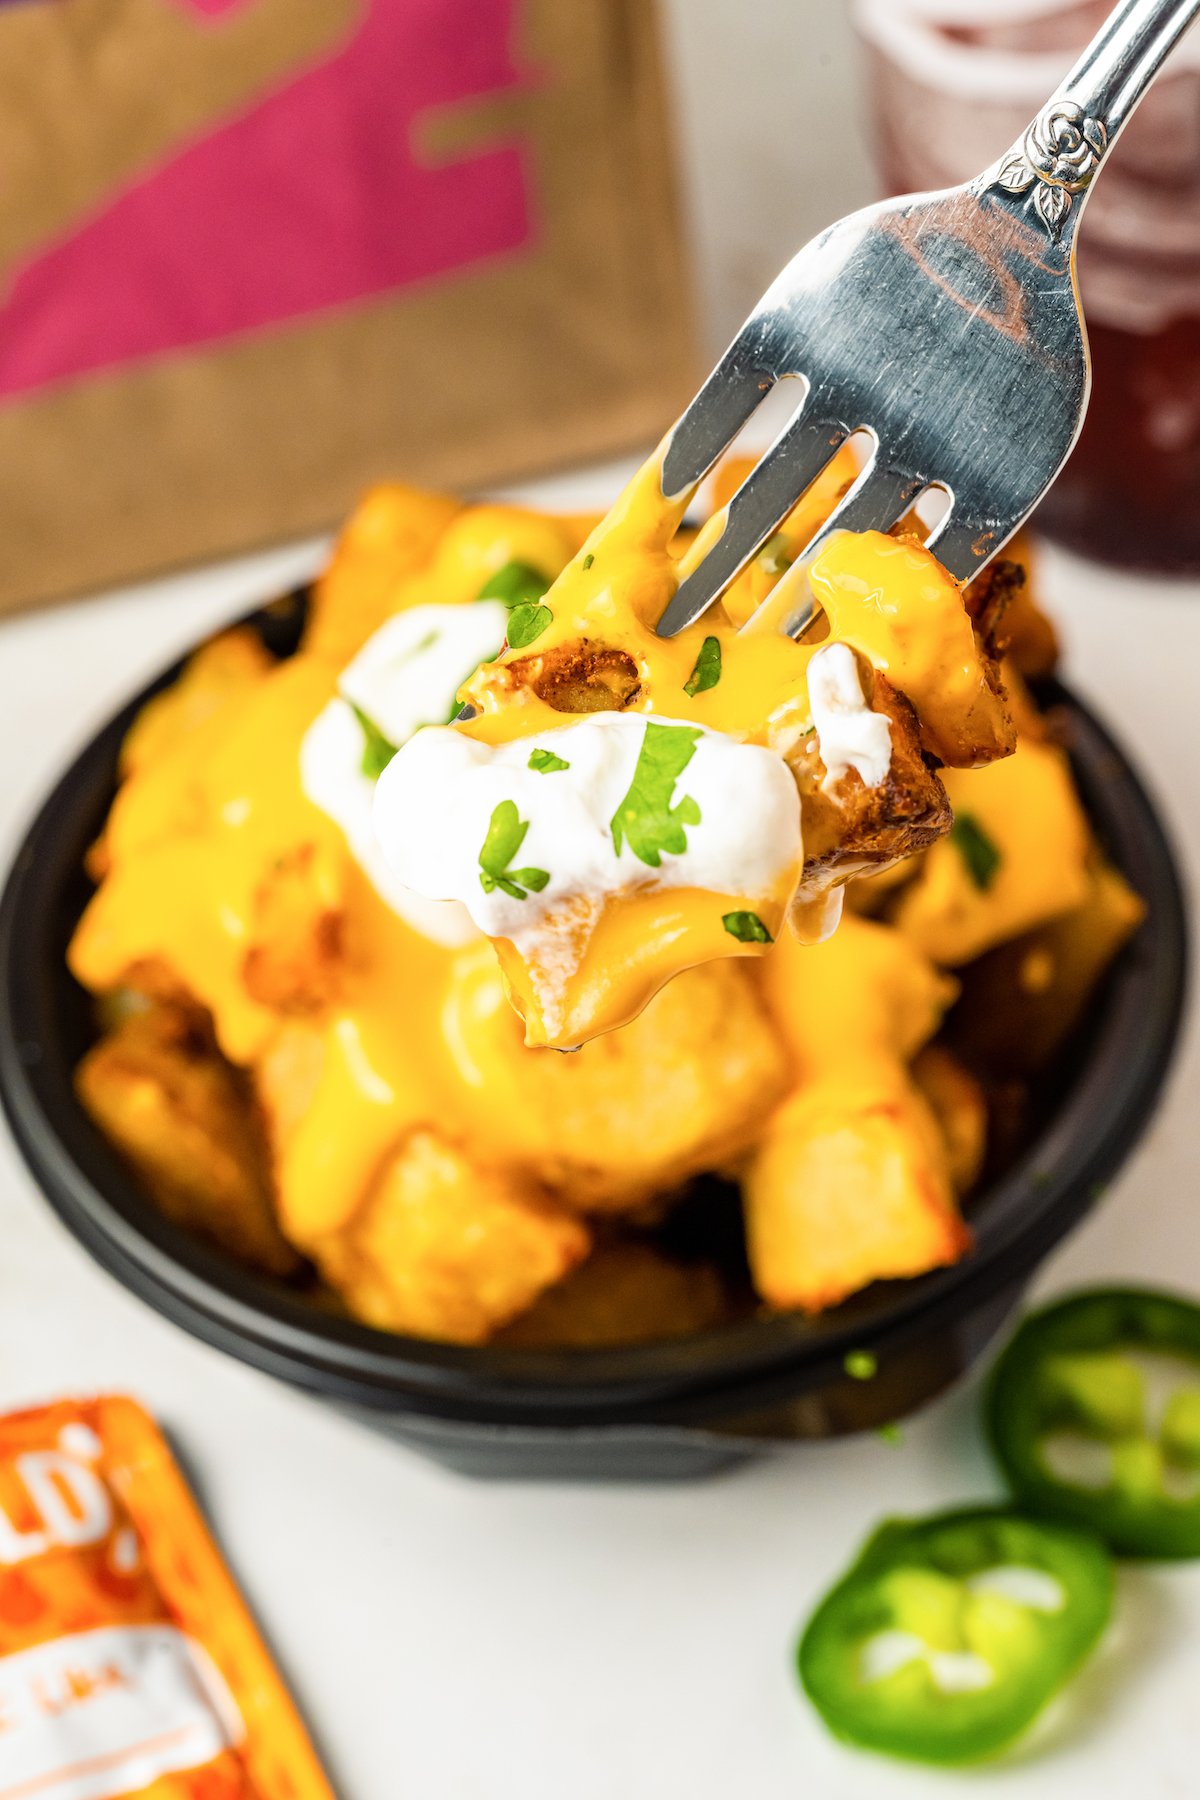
[339,601,509,745]
[371,713,803,960]
[807,642,893,794]
[300,603,509,946]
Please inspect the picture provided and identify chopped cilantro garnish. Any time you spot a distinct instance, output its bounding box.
[582,553,594,571]
[759,532,794,576]
[950,813,1002,892]
[876,1422,905,1448]
[476,560,550,607]
[722,910,773,944]
[844,1350,878,1381]
[683,636,722,698]
[610,722,702,868]
[528,748,570,774]
[506,602,553,649]
[478,800,550,900]
[350,703,399,780]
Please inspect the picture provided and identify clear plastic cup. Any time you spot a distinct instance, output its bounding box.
[853,0,1200,573]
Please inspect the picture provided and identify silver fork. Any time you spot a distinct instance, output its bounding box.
[656,0,1200,643]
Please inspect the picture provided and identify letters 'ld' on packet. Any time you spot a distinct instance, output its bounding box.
[0,1394,334,1800]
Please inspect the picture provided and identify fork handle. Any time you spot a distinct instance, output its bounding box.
[1058,0,1200,139]
[990,0,1200,240]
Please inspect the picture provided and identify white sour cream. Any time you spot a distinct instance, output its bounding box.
[372,713,803,958]
[339,600,509,744]
[807,642,893,794]
[298,602,506,947]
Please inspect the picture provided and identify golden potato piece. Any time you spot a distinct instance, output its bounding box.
[911,1045,988,1195]
[892,735,1091,966]
[757,913,957,1073]
[444,949,791,1211]
[118,629,274,780]
[743,1076,971,1314]
[951,860,1145,1076]
[966,536,1059,681]
[242,844,346,1016]
[76,1005,297,1277]
[497,1242,733,1348]
[304,483,461,662]
[318,1129,590,1345]
[795,671,951,895]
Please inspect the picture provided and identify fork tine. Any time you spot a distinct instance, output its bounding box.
[923,513,1005,586]
[655,405,851,639]
[660,350,778,501]
[741,461,925,639]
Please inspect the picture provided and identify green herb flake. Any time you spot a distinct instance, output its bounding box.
[759,532,794,576]
[722,911,773,945]
[350,703,399,781]
[610,723,702,868]
[528,748,570,774]
[876,1422,904,1448]
[506,602,553,649]
[843,1350,878,1382]
[477,799,550,901]
[476,560,550,608]
[582,553,594,571]
[949,813,1002,892]
[683,635,722,699]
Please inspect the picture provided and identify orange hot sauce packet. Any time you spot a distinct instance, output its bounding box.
[0,1395,334,1800]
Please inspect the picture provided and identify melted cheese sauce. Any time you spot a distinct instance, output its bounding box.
[69,452,1009,1242]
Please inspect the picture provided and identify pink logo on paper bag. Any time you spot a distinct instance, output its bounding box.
[0,0,535,400]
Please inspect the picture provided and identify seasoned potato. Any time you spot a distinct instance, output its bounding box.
[443,948,791,1211]
[757,913,957,1072]
[794,671,951,895]
[242,843,347,1015]
[892,735,1091,966]
[317,1129,590,1344]
[911,1045,988,1195]
[950,860,1145,1076]
[497,1242,733,1348]
[76,1005,297,1276]
[746,916,968,1312]
[118,628,274,780]
[303,483,461,662]
[743,1076,971,1313]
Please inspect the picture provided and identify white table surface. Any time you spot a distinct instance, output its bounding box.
[1,464,1198,1798]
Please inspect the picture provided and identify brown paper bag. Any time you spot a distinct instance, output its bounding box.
[0,0,696,612]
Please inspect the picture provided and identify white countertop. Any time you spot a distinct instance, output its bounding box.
[0,463,1198,1798]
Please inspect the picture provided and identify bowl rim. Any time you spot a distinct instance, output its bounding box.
[0,599,1189,1429]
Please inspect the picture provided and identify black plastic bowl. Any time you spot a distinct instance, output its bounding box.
[0,592,1188,1480]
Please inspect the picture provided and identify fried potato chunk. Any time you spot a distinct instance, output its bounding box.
[316,1129,589,1344]
[810,531,1016,768]
[950,860,1145,1075]
[892,735,1091,966]
[303,483,462,662]
[795,672,951,895]
[76,1005,297,1276]
[497,1242,732,1348]
[242,844,347,1015]
[745,916,968,1312]
[443,949,791,1211]
[118,629,274,781]
[911,1045,988,1195]
[743,1076,970,1313]
[966,537,1059,680]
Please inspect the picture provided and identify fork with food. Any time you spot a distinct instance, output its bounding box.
[374,0,1199,1050]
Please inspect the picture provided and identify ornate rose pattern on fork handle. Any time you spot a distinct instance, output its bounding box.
[994,101,1110,239]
